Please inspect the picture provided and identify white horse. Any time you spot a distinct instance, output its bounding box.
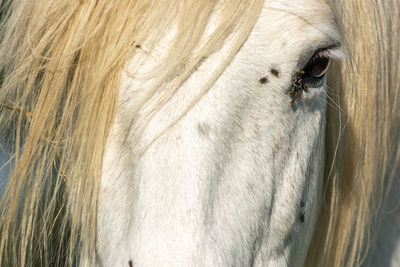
[0,0,399,266]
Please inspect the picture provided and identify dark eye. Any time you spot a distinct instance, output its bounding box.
[304,56,330,78]
[301,53,330,85]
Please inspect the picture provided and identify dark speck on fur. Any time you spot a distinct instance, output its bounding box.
[299,213,305,223]
[270,68,280,78]
[259,77,269,84]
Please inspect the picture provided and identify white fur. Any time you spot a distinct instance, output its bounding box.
[95,1,340,266]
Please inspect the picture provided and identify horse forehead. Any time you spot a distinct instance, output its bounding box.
[239,0,339,70]
[119,0,340,146]
[262,0,336,31]
[259,0,336,36]
[266,0,332,15]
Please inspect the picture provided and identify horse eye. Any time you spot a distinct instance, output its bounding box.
[303,56,330,79]
[290,46,343,102]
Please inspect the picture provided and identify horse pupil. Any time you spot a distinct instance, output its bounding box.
[309,57,330,77]
[303,56,330,79]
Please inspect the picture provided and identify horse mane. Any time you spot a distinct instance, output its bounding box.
[307,1,400,266]
[0,0,398,266]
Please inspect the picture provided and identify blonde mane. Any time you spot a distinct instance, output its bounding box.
[307,1,400,266]
[0,0,398,266]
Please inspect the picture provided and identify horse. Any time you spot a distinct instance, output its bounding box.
[0,0,399,266]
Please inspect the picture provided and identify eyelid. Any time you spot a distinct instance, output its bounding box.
[297,42,343,70]
[313,46,345,61]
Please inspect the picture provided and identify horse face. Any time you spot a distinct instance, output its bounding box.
[96,0,341,266]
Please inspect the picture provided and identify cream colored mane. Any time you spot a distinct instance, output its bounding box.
[0,0,399,266]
